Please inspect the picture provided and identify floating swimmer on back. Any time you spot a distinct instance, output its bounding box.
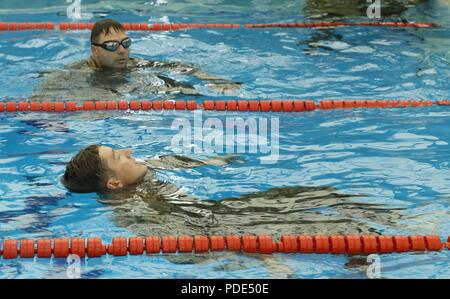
[31,19,241,102]
[61,144,408,238]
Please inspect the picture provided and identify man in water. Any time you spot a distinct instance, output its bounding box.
[33,19,241,101]
[62,144,399,237]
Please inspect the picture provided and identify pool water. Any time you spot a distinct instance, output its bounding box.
[0,0,449,278]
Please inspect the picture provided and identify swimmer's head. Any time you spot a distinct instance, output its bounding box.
[62,144,148,193]
[90,19,131,69]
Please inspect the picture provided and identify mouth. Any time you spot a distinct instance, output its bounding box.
[116,58,127,63]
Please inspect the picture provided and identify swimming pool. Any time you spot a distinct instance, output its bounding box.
[0,0,449,279]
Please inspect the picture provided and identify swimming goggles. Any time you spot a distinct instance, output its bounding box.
[91,37,132,52]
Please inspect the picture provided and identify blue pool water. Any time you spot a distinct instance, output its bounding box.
[0,0,450,278]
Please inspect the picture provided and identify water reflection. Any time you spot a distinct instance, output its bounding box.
[300,0,443,57]
[31,65,200,102]
[95,177,409,277]
[100,176,405,238]
[303,0,427,19]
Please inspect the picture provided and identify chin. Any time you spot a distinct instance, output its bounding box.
[113,64,127,69]
[138,165,148,178]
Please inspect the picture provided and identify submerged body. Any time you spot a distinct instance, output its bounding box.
[101,155,402,238]
[32,57,241,102]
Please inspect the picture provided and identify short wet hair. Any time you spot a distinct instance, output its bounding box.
[62,144,111,193]
[90,19,126,43]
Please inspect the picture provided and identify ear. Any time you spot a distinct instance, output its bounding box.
[106,177,123,190]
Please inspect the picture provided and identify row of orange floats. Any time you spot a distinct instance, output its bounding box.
[244,21,438,28]
[0,99,448,113]
[0,21,438,32]
[1,235,448,259]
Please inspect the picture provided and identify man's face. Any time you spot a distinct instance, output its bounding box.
[91,28,130,69]
[98,146,148,190]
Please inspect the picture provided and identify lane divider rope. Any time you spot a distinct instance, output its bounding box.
[0,21,439,32]
[0,100,448,113]
[0,235,448,259]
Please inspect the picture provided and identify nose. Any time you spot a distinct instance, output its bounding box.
[117,44,126,54]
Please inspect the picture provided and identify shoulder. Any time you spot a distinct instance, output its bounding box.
[129,57,158,68]
[67,58,97,70]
